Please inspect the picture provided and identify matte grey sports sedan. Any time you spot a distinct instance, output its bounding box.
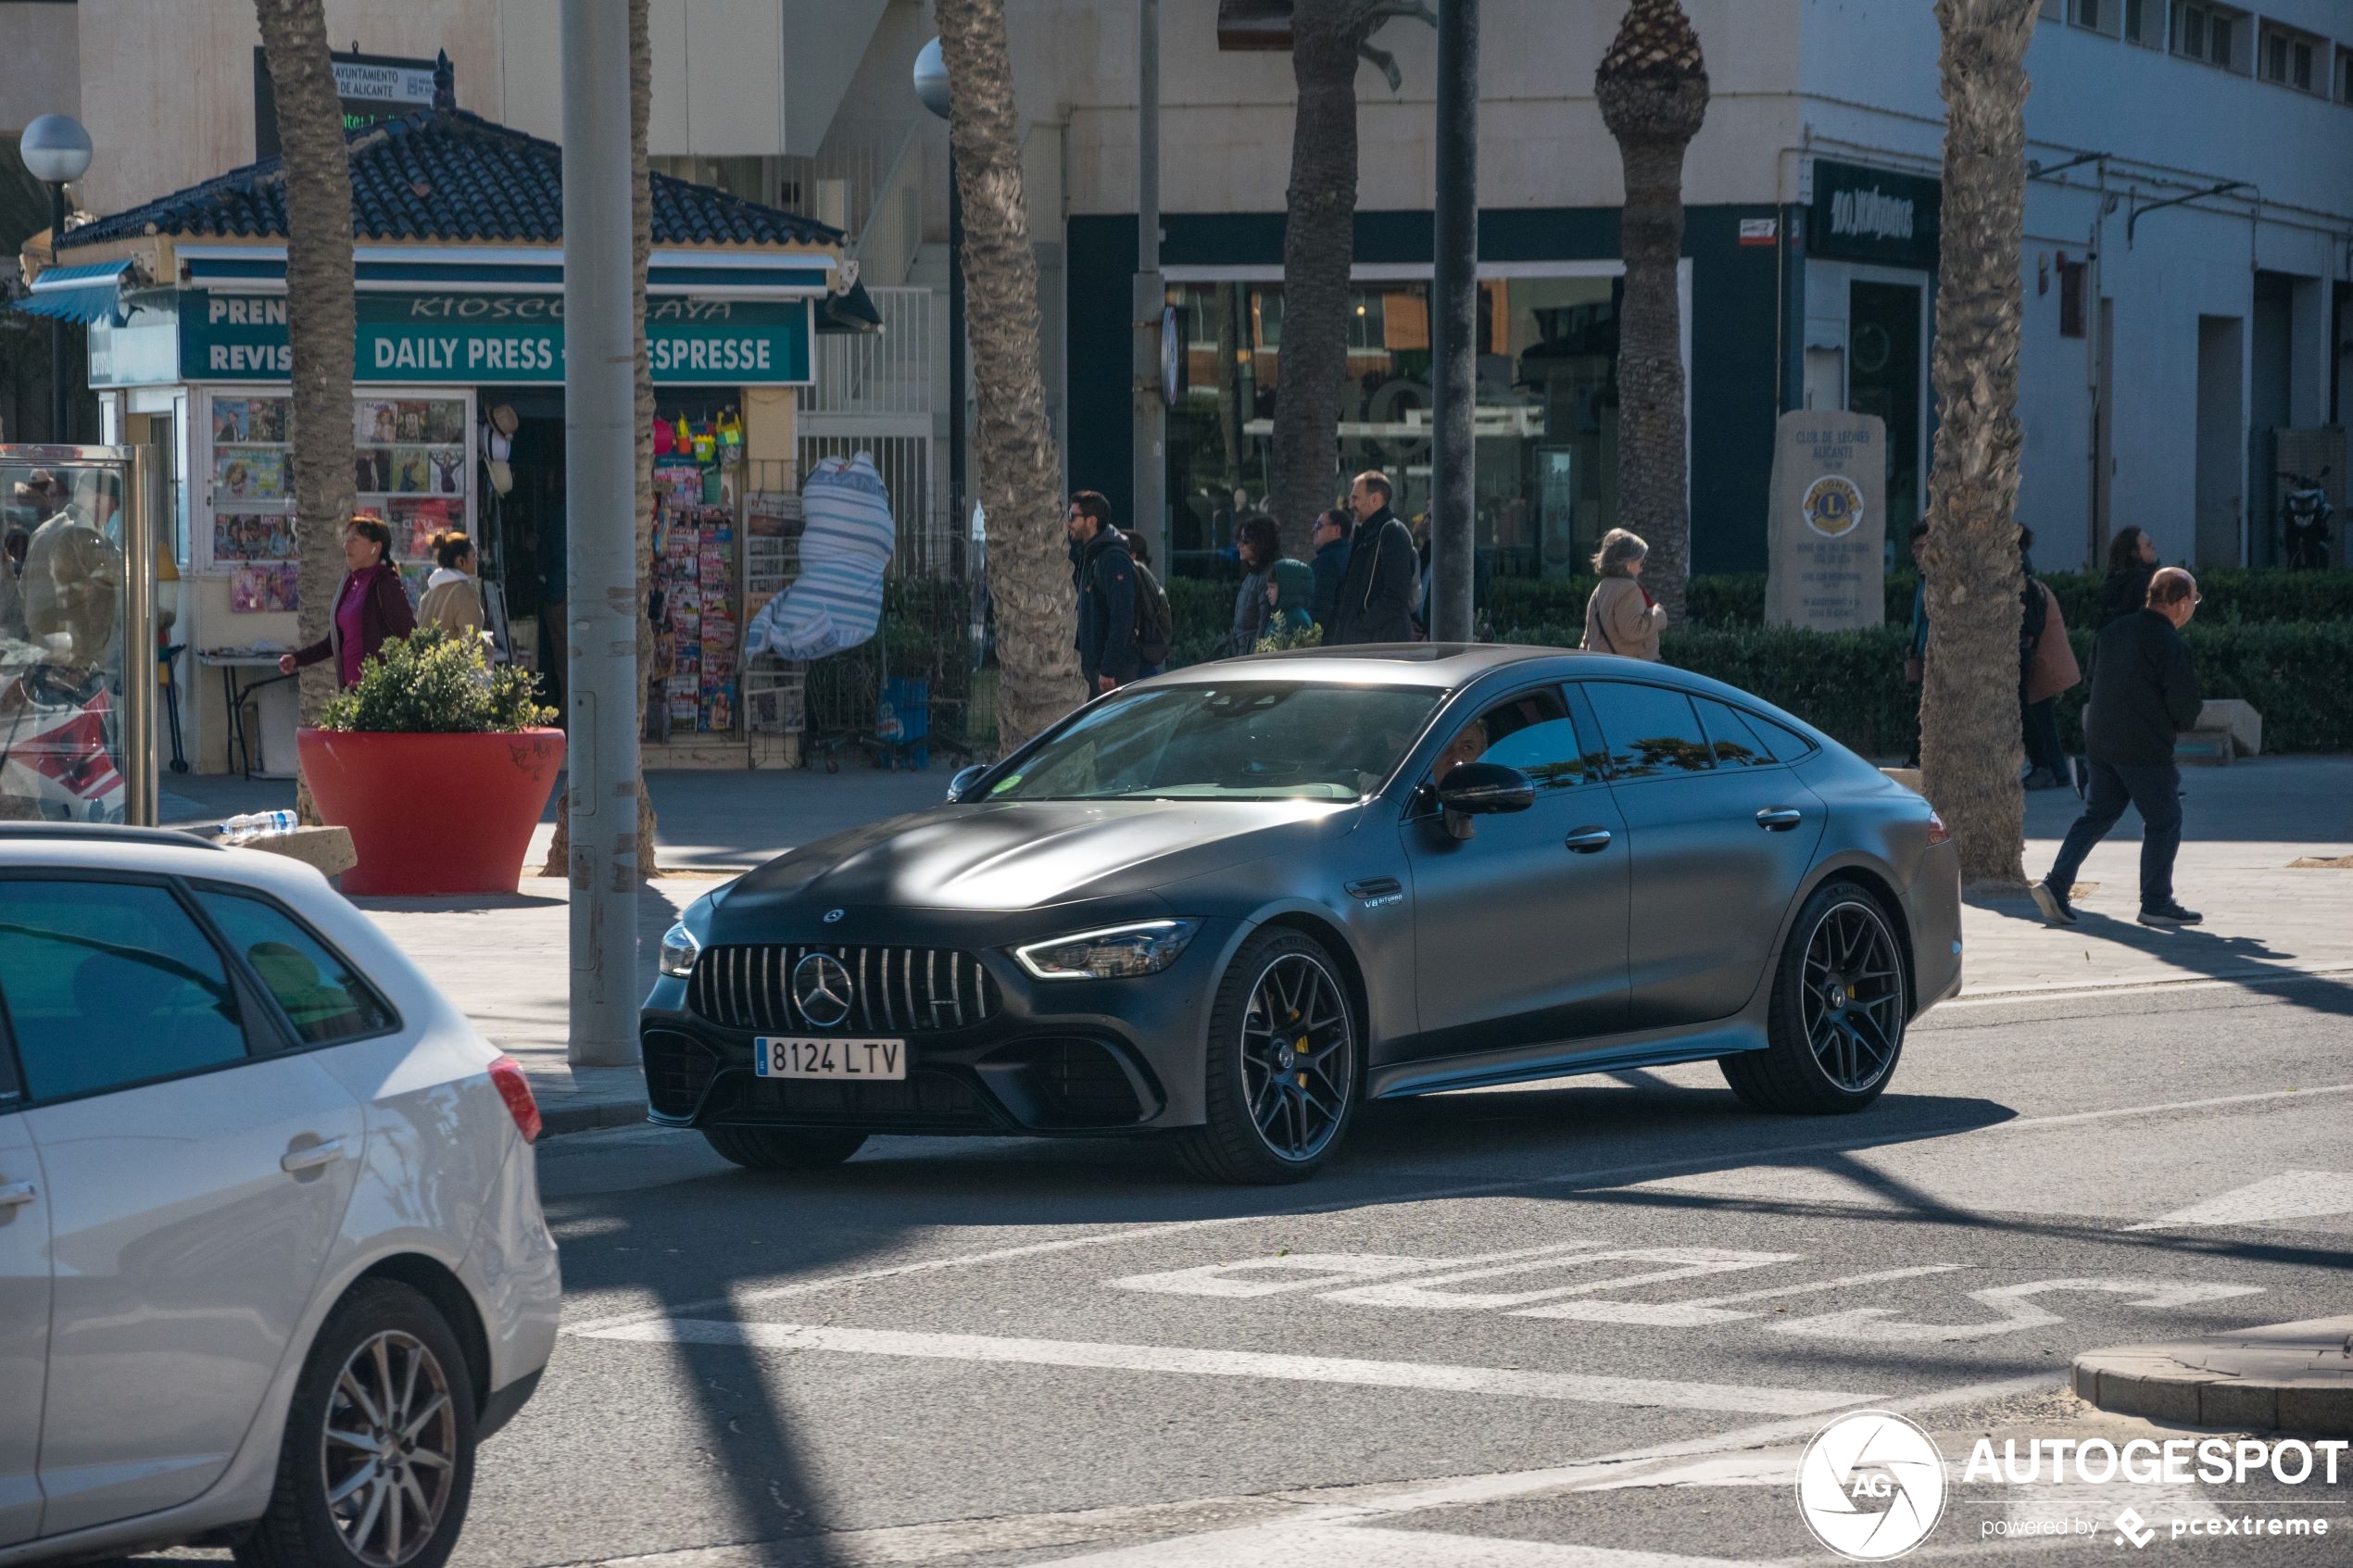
[641,646,1961,1183]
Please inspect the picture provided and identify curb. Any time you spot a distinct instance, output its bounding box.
[2073,1317,2353,1436]
[537,1098,649,1139]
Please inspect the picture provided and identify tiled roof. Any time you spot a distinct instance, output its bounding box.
[62,107,841,252]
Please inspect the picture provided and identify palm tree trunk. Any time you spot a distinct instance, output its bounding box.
[937,0,1075,752]
[254,0,356,822]
[1596,0,1708,627]
[1269,0,1370,561]
[1919,0,2035,887]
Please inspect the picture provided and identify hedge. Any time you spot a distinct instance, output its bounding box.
[1473,621,2353,759]
[1173,567,2353,647]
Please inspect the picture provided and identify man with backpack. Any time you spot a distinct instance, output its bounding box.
[1325,471,1420,646]
[1067,492,1171,697]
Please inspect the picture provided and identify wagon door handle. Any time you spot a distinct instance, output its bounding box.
[0,1181,34,1210]
[1563,827,1614,853]
[281,1136,346,1174]
[1756,807,1805,831]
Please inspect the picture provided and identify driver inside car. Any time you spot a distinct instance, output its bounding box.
[1430,717,1490,784]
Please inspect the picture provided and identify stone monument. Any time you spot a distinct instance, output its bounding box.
[1765,410,1887,631]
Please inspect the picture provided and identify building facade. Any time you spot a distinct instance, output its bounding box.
[11,0,2352,576]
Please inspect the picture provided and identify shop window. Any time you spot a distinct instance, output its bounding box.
[1162,272,1627,583]
[2258,23,2322,94]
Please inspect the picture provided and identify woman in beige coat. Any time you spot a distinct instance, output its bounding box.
[1580,528,1668,660]
[417,529,485,640]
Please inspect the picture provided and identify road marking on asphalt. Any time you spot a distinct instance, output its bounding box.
[2125,1169,2353,1230]
[578,1317,1876,1415]
[1768,1276,2265,1343]
[1946,964,2353,1005]
[1512,1263,1971,1326]
[560,1082,2353,1336]
[1037,1524,1752,1566]
[1324,1248,1799,1313]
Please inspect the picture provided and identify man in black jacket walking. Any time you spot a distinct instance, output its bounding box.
[1324,471,1418,646]
[2032,567,2204,929]
[1066,491,1139,698]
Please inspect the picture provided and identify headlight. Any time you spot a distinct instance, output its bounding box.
[1014,920,1199,981]
[658,922,702,978]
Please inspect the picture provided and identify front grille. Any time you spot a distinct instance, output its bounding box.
[640,1028,721,1118]
[689,943,1001,1035]
[724,1070,998,1128]
[994,1038,1149,1125]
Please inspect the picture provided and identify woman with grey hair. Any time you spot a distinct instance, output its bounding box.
[1580,528,1668,661]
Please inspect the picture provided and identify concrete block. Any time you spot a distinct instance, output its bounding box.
[2197,1379,2280,1431]
[2197,698,2261,757]
[2174,730,2233,767]
[234,826,359,880]
[2276,1384,2353,1437]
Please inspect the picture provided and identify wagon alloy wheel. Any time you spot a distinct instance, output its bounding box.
[1239,952,1353,1160]
[321,1329,459,1568]
[1800,900,1904,1093]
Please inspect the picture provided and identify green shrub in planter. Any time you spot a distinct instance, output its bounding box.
[318,626,556,734]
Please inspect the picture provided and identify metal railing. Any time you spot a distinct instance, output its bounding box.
[849,126,926,289]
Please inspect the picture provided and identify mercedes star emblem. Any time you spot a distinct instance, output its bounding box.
[792,952,855,1028]
[823,908,846,923]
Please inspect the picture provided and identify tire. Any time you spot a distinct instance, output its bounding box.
[235,1280,477,1568]
[700,1124,868,1170]
[1718,880,1909,1115]
[1176,928,1360,1185]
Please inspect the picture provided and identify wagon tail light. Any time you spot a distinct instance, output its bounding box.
[1925,810,1952,847]
[489,1055,543,1144]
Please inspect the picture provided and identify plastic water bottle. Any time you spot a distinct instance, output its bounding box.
[218,809,299,845]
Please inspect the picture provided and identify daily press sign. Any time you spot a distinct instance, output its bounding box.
[182,293,812,385]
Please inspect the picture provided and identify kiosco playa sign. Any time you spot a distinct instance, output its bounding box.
[182,292,812,385]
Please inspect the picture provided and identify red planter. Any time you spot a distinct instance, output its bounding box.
[297,728,565,897]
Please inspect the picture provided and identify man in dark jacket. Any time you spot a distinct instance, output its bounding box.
[1324,471,1418,646]
[2032,567,2203,929]
[1307,508,1351,635]
[1066,491,1138,697]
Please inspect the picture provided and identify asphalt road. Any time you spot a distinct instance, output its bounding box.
[122,972,2353,1568]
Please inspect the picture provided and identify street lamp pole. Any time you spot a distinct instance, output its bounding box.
[20,113,94,443]
[1428,0,1478,644]
[1132,0,1166,565]
[559,0,641,1066]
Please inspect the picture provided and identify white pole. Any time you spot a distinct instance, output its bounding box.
[561,0,640,1066]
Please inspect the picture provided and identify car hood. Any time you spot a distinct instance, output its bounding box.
[718,797,1353,917]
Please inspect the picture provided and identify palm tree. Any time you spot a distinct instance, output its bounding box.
[1919,0,2036,886]
[1595,0,1708,627]
[253,0,356,821]
[936,0,1076,750]
[1267,1,1428,560]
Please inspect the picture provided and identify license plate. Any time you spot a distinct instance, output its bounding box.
[752,1037,907,1080]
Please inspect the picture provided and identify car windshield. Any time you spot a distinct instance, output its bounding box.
[984,682,1446,802]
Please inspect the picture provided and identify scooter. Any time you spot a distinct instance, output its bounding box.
[2279,466,2334,571]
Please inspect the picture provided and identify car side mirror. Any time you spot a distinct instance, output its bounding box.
[946,764,988,803]
[1432,762,1534,838]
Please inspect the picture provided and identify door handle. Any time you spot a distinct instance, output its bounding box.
[281,1137,346,1173]
[1756,807,1805,831]
[1563,826,1614,853]
[0,1181,34,1210]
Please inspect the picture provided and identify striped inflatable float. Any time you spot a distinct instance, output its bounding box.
[746,451,896,662]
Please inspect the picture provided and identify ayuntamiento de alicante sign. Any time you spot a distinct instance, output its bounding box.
[1765,410,1887,633]
[179,291,812,385]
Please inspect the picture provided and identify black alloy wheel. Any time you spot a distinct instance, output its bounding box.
[1179,928,1359,1184]
[1722,881,1907,1115]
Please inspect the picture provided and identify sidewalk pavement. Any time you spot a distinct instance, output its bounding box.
[166,758,2353,1136]
[2075,1316,2353,1435]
